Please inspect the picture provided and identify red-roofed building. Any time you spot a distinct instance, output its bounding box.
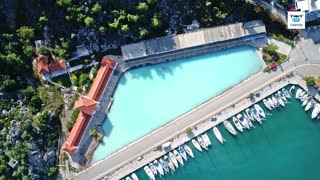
[62,57,116,155]
[36,56,50,74]
[36,55,66,75]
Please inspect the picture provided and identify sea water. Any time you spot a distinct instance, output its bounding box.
[134,93,320,180]
[92,46,263,163]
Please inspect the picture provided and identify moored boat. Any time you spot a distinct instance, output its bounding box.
[305,99,315,111]
[232,117,243,132]
[254,104,266,118]
[312,103,320,119]
[223,120,237,135]
[144,166,155,180]
[153,160,164,176]
[272,95,279,107]
[243,112,254,127]
[251,108,262,124]
[302,96,311,107]
[267,97,275,108]
[298,91,306,100]
[275,93,285,107]
[197,136,208,150]
[164,155,175,172]
[126,176,132,180]
[202,133,211,146]
[183,144,195,158]
[282,88,291,98]
[278,91,287,102]
[245,108,254,121]
[300,93,308,102]
[149,162,158,176]
[237,114,250,129]
[159,158,170,173]
[131,173,139,180]
[169,152,179,168]
[289,85,295,94]
[263,99,272,110]
[191,139,202,152]
[295,88,302,99]
[178,146,188,161]
[213,127,225,144]
[173,150,184,166]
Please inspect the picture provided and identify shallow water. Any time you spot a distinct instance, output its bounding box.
[92,46,263,163]
[134,93,320,180]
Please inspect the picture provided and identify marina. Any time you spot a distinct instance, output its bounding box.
[102,66,320,180]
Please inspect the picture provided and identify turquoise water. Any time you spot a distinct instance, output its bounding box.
[92,46,263,163]
[134,93,320,180]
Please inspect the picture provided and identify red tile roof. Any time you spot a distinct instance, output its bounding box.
[87,57,116,101]
[62,112,90,154]
[315,81,320,88]
[36,56,50,74]
[75,96,97,116]
[62,57,116,155]
[48,59,66,72]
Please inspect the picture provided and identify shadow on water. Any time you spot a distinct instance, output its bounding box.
[101,116,113,138]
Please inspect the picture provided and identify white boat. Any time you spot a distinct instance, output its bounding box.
[126,176,132,180]
[149,162,158,176]
[131,173,139,180]
[232,117,243,132]
[178,146,188,161]
[223,120,237,135]
[169,152,179,168]
[298,91,306,100]
[144,166,155,180]
[237,114,250,129]
[305,99,315,111]
[282,88,291,99]
[243,112,254,127]
[263,99,272,110]
[153,160,164,176]
[197,136,208,150]
[275,93,285,107]
[245,108,254,121]
[289,85,295,94]
[312,103,320,119]
[254,104,266,118]
[272,95,279,107]
[164,155,175,172]
[191,139,202,152]
[251,108,262,124]
[302,97,311,107]
[183,144,195,158]
[173,150,184,166]
[295,89,302,99]
[159,158,170,173]
[213,127,225,144]
[267,97,275,108]
[278,91,287,102]
[202,133,212,146]
[300,93,308,102]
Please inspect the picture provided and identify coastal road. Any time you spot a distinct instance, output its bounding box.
[75,37,320,180]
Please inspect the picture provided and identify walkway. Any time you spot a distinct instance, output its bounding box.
[267,38,292,55]
[74,37,320,179]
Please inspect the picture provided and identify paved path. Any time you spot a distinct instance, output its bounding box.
[74,37,320,180]
[268,38,292,55]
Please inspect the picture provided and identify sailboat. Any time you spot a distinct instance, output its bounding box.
[178,146,188,161]
[275,93,285,107]
[305,99,315,111]
[213,127,225,144]
[191,139,202,152]
[300,93,308,102]
[263,99,272,110]
[197,136,208,150]
[153,160,164,176]
[272,95,279,107]
[169,152,179,168]
[232,116,243,132]
[164,155,175,172]
[159,158,170,173]
[251,108,262,124]
[131,173,139,180]
[183,144,195,158]
[144,166,155,180]
[223,120,237,135]
[311,103,320,119]
[237,114,250,129]
[268,97,275,108]
[254,104,266,118]
[243,112,254,127]
[202,133,212,146]
[278,91,287,102]
[302,96,311,107]
[289,85,295,94]
[245,108,254,121]
[282,88,291,98]
[149,162,158,176]
[173,150,184,166]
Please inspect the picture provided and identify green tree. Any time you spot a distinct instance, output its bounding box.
[79,74,90,86]
[185,127,193,134]
[127,14,139,23]
[39,46,51,55]
[139,28,148,38]
[267,43,278,55]
[92,2,102,13]
[22,176,30,180]
[248,93,255,99]
[56,0,72,6]
[89,128,97,137]
[121,24,129,33]
[23,45,34,57]
[16,26,34,41]
[39,15,48,24]
[99,26,106,32]
[304,76,316,86]
[84,17,95,27]
[136,2,148,13]
[48,167,59,177]
[151,14,161,28]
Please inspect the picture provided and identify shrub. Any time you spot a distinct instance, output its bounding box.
[267,43,278,55]
[304,76,316,86]
[248,93,255,99]
[262,53,273,62]
[263,66,271,72]
[185,127,193,134]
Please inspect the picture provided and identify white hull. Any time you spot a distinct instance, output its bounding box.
[202,133,212,146]
[254,104,266,118]
[312,104,320,119]
[169,152,179,168]
[245,108,254,121]
[237,114,250,129]
[144,166,155,180]
[184,144,195,158]
[164,156,175,172]
[192,139,202,152]
[289,85,295,94]
[213,127,224,144]
[305,99,315,111]
[149,163,158,176]
[178,146,188,161]
[126,177,132,180]
[263,99,272,110]
[300,94,308,102]
[131,173,139,180]
[302,97,310,107]
[275,94,285,107]
[173,150,184,166]
[251,108,262,124]
[153,160,164,176]
[267,98,275,108]
[197,136,208,150]
[278,91,287,102]
[223,120,237,135]
[295,88,302,99]
[282,88,291,98]
[232,117,243,132]
[272,95,279,107]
